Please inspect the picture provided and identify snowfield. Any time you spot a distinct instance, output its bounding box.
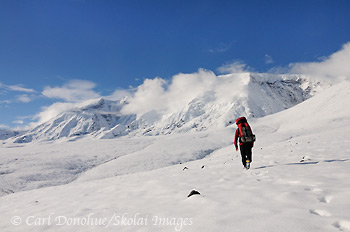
[0,79,350,232]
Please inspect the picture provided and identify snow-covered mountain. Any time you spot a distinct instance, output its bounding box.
[12,73,325,143]
[13,98,135,143]
[0,129,19,140]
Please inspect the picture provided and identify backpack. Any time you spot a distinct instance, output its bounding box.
[236,117,256,143]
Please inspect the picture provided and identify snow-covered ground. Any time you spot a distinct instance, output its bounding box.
[0,80,349,232]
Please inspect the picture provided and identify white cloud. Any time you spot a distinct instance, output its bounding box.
[166,69,218,113]
[217,61,250,74]
[42,79,101,102]
[8,85,36,93]
[208,42,233,53]
[121,68,244,117]
[17,94,32,103]
[289,42,350,82]
[105,88,134,101]
[0,100,11,104]
[12,120,24,124]
[0,83,36,106]
[0,82,36,93]
[265,54,274,64]
[121,78,168,115]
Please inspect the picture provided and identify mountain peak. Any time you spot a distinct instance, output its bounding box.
[80,98,106,111]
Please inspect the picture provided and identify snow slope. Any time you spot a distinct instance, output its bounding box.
[11,73,323,143]
[255,79,350,140]
[0,81,349,232]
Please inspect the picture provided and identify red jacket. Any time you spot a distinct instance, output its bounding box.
[234,117,254,149]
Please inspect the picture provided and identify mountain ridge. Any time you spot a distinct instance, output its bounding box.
[9,73,326,143]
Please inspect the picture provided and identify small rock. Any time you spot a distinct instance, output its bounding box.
[187,190,200,198]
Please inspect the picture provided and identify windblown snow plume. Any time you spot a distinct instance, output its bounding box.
[121,69,219,116]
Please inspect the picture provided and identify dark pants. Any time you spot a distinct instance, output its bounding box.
[240,143,253,167]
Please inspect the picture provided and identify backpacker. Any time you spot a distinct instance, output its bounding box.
[236,117,256,143]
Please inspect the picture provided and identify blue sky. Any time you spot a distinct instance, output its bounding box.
[1,0,350,129]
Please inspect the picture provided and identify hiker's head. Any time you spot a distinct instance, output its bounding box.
[236,117,247,125]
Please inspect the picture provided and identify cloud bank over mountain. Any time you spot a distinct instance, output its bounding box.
[289,42,350,82]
